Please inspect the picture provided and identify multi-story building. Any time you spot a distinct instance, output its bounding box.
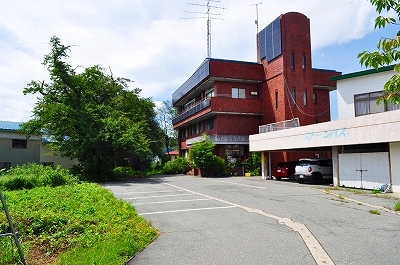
[172,12,340,171]
[250,66,400,192]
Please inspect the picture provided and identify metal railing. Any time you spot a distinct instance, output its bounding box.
[172,98,211,125]
[259,118,300,133]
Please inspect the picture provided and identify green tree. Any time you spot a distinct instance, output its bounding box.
[20,36,163,180]
[358,0,400,104]
[155,100,178,160]
[189,134,224,171]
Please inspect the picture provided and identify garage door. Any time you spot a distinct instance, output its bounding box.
[338,152,390,189]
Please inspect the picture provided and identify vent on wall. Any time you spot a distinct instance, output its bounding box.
[258,16,282,62]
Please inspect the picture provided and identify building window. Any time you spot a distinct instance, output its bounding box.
[301,53,306,70]
[193,122,201,134]
[205,87,214,99]
[303,90,308,107]
[354,91,399,116]
[184,99,196,112]
[225,144,244,160]
[275,90,279,109]
[290,51,295,70]
[232,88,245,99]
[291,88,296,105]
[12,139,27,149]
[0,162,11,170]
[205,117,214,131]
[313,92,318,105]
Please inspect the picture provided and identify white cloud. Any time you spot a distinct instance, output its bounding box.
[0,0,386,121]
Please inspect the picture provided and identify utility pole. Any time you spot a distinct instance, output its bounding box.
[250,2,262,33]
[181,0,226,58]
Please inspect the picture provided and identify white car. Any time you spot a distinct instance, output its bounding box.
[294,158,333,184]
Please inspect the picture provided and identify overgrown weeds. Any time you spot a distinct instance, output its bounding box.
[0,164,158,264]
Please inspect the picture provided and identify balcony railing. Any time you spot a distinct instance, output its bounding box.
[259,118,300,133]
[172,99,211,125]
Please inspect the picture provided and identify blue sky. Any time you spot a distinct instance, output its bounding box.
[0,0,397,122]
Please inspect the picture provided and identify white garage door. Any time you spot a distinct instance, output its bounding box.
[338,152,390,189]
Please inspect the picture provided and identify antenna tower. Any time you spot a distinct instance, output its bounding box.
[181,0,226,58]
[250,2,262,33]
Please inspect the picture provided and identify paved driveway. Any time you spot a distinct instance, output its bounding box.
[103,175,400,265]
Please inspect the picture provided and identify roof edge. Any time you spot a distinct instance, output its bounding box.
[329,65,395,81]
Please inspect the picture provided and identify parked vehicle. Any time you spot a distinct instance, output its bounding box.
[294,158,333,184]
[273,161,298,180]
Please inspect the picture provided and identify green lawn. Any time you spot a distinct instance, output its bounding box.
[0,165,158,265]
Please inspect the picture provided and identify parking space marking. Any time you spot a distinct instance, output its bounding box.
[164,183,334,265]
[113,190,182,195]
[140,206,236,215]
[134,198,211,205]
[206,178,267,189]
[124,193,196,200]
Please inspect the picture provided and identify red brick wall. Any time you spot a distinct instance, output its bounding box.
[214,115,261,136]
[210,59,264,81]
[259,12,317,127]
[312,88,331,123]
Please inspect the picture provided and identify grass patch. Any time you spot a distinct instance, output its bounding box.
[368,209,380,215]
[395,201,400,211]
[0,163,79,191]
[0,164,158,264]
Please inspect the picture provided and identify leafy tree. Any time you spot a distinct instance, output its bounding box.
[155,100,178,160]
[20,36,163,180]
[358,0,400,104]
[189,134,224,171]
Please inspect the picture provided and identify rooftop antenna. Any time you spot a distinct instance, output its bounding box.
[250,2,262,33]
[181,0,226,58]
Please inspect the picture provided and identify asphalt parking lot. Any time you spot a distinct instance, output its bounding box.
[103,175,400,265]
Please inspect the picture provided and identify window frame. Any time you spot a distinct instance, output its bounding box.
[12,139,27,149]
[291,88,296,106]
[232,88,246,99]
[303,89,308,107]
[313,92,318,105]
[290,51,295,70]
[353,90,400,116]
[205,117,214,131]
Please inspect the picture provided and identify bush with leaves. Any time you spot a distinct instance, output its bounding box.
[0,163,79,191]
[189,134,224,173]
[163,157,192,174]
[243,152,261,176]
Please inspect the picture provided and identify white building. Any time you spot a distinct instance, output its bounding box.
[249,66,400,193]
[0,121,77,169]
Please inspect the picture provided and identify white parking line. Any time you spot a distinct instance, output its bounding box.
[123,194,196,199]
[112,190,182,195]
[140,206,236,215]
[134,198,211,205]
[164,183,334,265]
[206,178,267,189]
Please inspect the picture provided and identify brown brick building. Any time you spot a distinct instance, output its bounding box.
[172,12,341,172]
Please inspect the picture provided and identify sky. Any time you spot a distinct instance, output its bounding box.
[0,0,398,122]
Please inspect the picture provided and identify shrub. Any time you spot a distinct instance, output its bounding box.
[111,166,145,178]
[394,201,400,211]
[0,163,78,191]
[189,134,224,172]
[163,157,192,174]
[243,152,261,176]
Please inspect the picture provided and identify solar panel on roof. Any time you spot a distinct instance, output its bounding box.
[258,16,282,62]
